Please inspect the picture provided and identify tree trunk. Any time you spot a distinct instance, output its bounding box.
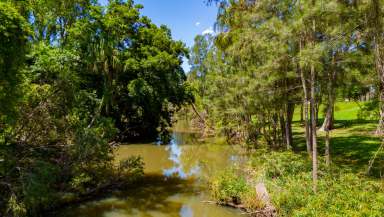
[315,98,321,125]
[280,111,286,148]
[299,40,313,157]
[320,67,337,132]
[323,103,333,167]
[88,95,105,129]
[306,99,312,153]
[375,35,384,135]
[321,63,337,167]
[300,101,304,123]
[285,102,295,150]
[310,62,318,193]
[325,130,331,167]
[370,0,384,135]
[191,103,205,124]
[310,19,318,193]
[272,113,278,148]
[320,106,334,131]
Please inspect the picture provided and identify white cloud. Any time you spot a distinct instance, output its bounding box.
[195,22,201,27]
[202,27,214,35]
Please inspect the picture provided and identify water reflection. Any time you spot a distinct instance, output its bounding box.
[56,129,245,217]
[179,205,193,217]
[163,135,200,178]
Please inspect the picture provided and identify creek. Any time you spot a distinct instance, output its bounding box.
[58,124,246,217]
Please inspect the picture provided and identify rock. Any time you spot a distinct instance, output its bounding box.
[254,182,277,217]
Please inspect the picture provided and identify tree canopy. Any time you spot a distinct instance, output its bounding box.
[0,1,191,216]
[190,0,383,191]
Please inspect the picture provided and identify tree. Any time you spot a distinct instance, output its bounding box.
[194,0,303,148]
[366,0,384,135]
[68,1,191,142]
[202,0,376,191]
[1,0,190,215]
[0,1,30,126]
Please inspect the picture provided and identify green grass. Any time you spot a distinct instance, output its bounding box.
[247,150,384,217]
[211,101,384,216]
[245,121,384,216]
[209,168,265,210]
[292,101,383,175]
[280,102,384,215]
[293,101,365,122]
[291,101,384,174]
[333,101,362,120]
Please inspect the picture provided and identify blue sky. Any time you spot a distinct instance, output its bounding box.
[99,0,218,71]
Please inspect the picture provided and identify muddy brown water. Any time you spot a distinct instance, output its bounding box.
[58,126,246,217]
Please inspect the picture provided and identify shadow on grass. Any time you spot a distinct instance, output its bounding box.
[292,120,383,177]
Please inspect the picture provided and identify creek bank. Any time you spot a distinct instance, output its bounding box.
[43,152,144,216]
[214,182,277,217]
[50,130,246,217]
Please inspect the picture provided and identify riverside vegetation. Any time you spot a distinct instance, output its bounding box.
[0,0,192,216]
[188,0,384,216]
[207,103,384,216]
[2,0,384,217]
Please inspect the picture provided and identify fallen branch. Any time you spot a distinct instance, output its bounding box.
[191,103,205,124]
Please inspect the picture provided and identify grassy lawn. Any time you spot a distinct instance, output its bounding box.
[293,101,364,121]
[292,101,383,175]
[210,101,384,216]
[286,101,384,215]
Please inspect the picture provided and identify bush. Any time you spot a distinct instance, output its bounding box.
[209,168,264,210]
[118,156,144,180]
[247,151,384,217]
[22,161,60,215]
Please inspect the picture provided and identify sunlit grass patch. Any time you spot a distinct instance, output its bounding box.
[293,101,371,122]
[247,150,384,217]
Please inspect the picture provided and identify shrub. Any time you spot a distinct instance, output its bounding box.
[209,168,264,209]
[247,151,384,217]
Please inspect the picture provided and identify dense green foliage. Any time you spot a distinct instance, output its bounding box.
[192,0,384,216]
[249,150,384,217]
[0,0,190,216]
[209,103,384,216]
[67,1,192,141]
[0,1,30,126]
[2,0,384,216]
[191,0,376,147]
[209,168,264,210]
